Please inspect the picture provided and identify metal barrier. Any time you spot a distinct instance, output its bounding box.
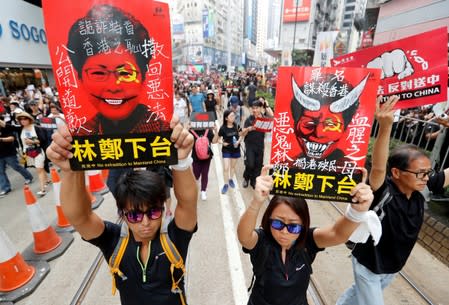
[371,115,448,172]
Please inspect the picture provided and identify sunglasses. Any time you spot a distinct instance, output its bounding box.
[270,219,303,234]
[122,208,163,223]
[399,168,435,179]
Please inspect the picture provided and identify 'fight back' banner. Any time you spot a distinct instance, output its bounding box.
[332,27,448,110]
[42,0,176,170]
[270,66,380,202]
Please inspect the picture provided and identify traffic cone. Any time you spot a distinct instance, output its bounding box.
[0,228,35,292]
[23,186,62,254]
[87,170,109,195]
[0,227,50,302]
[86,185,103,210]
[101,169,109,183]
[50,168,73,232]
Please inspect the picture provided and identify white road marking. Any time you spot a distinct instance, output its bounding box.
[212,143,248,305]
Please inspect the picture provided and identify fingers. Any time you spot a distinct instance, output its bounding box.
[170,114,180,129]
[359,167,368,184]
[381,95,400,111]
[260,164,273,176]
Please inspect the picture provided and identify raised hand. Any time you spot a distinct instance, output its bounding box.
[350,168,373,212]
[46,124,73,172]
[254,165,274,204]
[170,114,194,160]
[375,95,399,127]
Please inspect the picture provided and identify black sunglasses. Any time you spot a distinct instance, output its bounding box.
[122,208,163,223]
[270,219,303,234]
[399,168,435,179]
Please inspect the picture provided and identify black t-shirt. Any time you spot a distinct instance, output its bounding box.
[243,228,323,305]
[218,124,240,154]
[353,172,445,274]
[190,129,214,161]
[244,115,266,148]
[87,220,196,305]
[0,126,18,157]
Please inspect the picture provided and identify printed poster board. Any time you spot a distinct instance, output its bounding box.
[42,0,176,170]
[189,112,216,130]
[270,66,381,202]
[332,27,448,110]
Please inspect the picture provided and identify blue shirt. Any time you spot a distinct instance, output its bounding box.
[189,93,205,112]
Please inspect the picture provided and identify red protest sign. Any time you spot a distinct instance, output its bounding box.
[270,66,380,202]
[253,117,274,132]
[42,0,176,170]
[332,27,448,109]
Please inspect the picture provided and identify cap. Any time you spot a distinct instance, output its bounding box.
[230,96,239,105]
[207,90,214,95]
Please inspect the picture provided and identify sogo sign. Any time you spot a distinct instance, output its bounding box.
[8,19,47,44]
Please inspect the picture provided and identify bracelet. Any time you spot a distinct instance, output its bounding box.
[170,156,193,171]
[344,205,367,223]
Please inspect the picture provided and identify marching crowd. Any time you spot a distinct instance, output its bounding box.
[1,69,449,305]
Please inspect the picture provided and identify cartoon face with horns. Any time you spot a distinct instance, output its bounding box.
[290,73,369,160]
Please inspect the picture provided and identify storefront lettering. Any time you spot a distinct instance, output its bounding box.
[8,20,47,44]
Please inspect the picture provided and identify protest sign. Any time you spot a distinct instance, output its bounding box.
[189,112,216,130]
[332,27,448,109]
[42,0,176,170]
[270,66,380,202]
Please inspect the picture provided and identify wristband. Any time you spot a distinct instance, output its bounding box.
[344,205,367,223]
[170,156,193,171]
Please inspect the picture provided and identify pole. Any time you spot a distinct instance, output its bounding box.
[291,0,299,65]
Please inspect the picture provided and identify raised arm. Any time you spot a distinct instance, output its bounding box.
[170,117,197,232]
[46,125,104,240]
[313,168,374,248]
[369,95,400,191]
[237,166,273,250]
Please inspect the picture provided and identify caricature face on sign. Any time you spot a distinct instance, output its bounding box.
[81,47,143,120]
[67,5,151,122]
[290,73,368,160]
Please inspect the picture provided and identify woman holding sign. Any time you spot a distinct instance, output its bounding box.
[237,166,375,305]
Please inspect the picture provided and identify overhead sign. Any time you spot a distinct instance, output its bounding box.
[0,0,51,66]
[283,0,311,23]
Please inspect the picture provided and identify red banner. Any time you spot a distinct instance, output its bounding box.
[42,0,176,170]
[332,27,448,109]
[283,0,311,23]
[270,66,380,202]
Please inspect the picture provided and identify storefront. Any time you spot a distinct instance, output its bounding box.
[0,0,53,95]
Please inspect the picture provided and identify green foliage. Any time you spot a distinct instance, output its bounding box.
[256,90,275,108]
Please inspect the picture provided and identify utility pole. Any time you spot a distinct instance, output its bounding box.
[291,0,299,65]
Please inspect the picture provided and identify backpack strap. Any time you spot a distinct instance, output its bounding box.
[108,222,129,295]
[160,232,187,305]
[204,129,209,137]
[191,129,199,139]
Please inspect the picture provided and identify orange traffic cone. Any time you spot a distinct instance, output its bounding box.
[51,168,72,230]
[85,185,103,210]
[101,169,109,182]
[87,170,109,194]
[23,186,62,254]
[0,227,35,292]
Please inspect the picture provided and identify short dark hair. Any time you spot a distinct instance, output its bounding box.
[67,4,151,81]
[261,196,310,250]
[388,144,429,173]
[115,170,167,212]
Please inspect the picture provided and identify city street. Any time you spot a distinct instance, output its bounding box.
[1,134,448,305]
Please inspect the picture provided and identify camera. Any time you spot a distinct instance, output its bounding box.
[440,113,448,120]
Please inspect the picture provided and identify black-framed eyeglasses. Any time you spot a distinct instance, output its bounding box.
[84,67,139,82]
[269,219,303,234]
[399,168,435,179]
[122,208,163,223]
